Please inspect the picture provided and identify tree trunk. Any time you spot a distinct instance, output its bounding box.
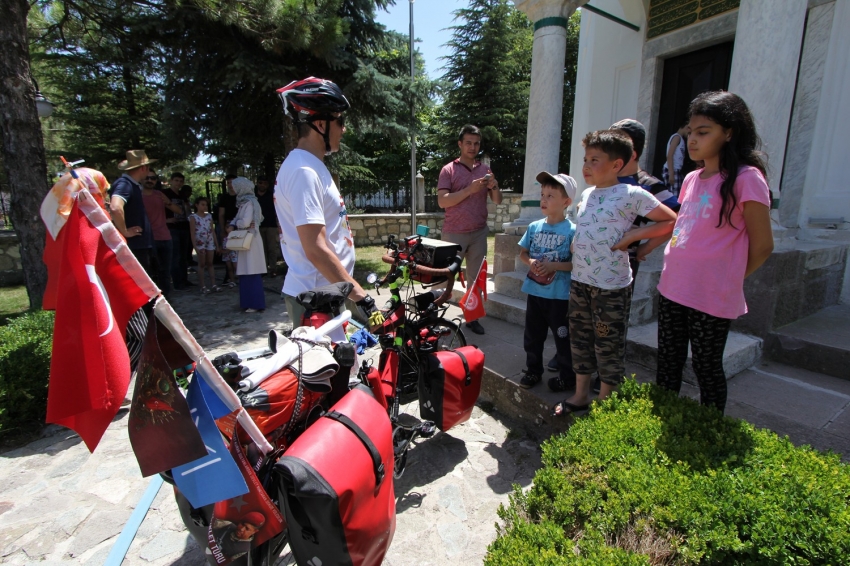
[0,0,48,309]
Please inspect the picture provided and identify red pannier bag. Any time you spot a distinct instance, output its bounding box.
[418,345,484,431]
[215,367,324,441]
[273,385,395,566]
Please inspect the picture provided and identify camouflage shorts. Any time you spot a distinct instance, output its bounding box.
[568,280,632,385]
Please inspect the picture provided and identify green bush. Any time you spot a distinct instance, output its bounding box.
[486,380,850,565]
[0,310,54,436]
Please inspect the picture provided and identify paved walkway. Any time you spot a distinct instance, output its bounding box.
[1,270,848,565]
[0,275,542,565]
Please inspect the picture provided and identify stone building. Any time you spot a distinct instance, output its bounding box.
[491,0,849,378]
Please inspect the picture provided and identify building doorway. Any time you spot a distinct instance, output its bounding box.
[652,41,734,178]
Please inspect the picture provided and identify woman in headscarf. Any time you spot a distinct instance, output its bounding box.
[230,177,267,312]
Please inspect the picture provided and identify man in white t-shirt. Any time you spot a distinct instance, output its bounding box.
[274,77,371,327]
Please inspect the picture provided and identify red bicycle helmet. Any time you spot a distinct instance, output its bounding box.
[276,77,350,122]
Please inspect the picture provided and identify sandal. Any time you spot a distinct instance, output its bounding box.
[201,287,210,295]
[226,281,237,288]
[212,285,223,292]
[551,400,590,418]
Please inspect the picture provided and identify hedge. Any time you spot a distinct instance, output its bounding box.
[486,379,850,565]
[0,310,54,436]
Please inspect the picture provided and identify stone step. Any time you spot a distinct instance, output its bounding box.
[765,305,850,380]
[626,322,763,385]
[493,271,526,300]
[457,283,657,328]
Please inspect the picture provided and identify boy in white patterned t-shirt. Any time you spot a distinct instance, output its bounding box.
[552,130,677,417]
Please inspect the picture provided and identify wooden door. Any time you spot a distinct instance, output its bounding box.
[652,42,734,177]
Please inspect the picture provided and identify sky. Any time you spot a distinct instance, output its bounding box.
[374,0,467,79]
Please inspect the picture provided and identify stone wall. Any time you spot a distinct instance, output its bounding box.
[350,192,521,246]
[0,231,24,287]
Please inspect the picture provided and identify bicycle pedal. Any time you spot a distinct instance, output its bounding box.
[418,421,436,438]
[396,413,422,430]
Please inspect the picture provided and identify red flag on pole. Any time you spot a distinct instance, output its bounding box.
[46,192,158,451]
[460,259,487,323]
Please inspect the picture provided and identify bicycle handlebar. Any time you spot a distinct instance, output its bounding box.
[379,253,463,307]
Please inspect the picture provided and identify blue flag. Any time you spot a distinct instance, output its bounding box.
[172,375,248,508]
[195,366,234,419]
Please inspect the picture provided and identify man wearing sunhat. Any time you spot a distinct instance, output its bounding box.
[109,150,156,272]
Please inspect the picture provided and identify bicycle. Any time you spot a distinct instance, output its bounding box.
[359,233,469,477]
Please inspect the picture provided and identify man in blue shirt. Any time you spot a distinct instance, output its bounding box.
[109,150,157,273]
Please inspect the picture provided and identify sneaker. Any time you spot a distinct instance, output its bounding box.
[546,356,558,372]
[592,376,601,394]
[465,320,485,335]
[244,308,260,313]
[519,370,541,389]
[226,281,237,288]
[548,374,576,392]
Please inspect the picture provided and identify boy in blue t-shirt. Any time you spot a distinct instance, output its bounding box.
[517,172,577,392]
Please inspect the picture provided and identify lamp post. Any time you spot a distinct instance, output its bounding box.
[409,0,417,233]
[32,77,54,118]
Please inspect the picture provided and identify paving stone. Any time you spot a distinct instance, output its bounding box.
[437,521,470,558]
[139,530,193,562]
[22,527,59,558]
[68,509,131,557]
[437,483,468,520]
[55,504,96,536]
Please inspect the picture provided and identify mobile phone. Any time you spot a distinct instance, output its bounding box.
[484,173,492,181]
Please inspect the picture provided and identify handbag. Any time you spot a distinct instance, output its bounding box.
[225,229,252,251]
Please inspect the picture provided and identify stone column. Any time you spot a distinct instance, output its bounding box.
[504,0,586,234]
[727,0,807,230]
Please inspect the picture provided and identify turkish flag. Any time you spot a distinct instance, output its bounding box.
[46,193,158,452]
[460,259,487,323]
[208,421,285,565]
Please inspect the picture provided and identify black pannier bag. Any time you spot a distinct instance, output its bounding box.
[274,385,395,566]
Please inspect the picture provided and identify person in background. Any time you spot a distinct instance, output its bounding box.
[655,91,774,413]
[162,172,192,290]
[218,174,239,286]
[142,173,183,296]
[109,150,156,273]
[663,122,688,195]
[255,176,283,277]
[189,196,221,294]
[437,124,502,335]
[231,176,267,313]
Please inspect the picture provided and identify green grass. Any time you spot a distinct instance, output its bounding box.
[0,285,30,324]
[354,235,496,286]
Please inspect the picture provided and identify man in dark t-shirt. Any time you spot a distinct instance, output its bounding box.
[255,176,282,276]
[217,174,238,284]
[162,172,192,289]
[610,119,681,286]
[109,150,156,273]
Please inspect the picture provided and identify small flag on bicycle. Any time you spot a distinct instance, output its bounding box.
[460,259,487,323]
[172,375,248,508]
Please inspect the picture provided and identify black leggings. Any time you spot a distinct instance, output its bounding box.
[656,295,732,412]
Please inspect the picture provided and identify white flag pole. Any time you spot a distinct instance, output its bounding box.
[77,190,273,454]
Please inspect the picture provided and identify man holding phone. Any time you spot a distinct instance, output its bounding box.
[437,124,501,335]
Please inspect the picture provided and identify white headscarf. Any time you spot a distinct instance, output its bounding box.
[232,176,263,229]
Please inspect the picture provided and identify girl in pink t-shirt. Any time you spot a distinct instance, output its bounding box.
[656,91,774,412]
